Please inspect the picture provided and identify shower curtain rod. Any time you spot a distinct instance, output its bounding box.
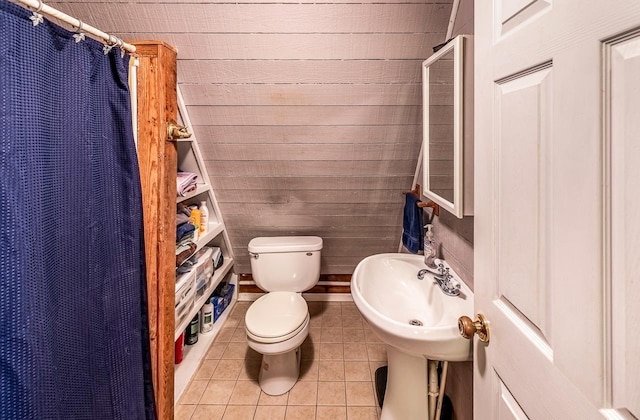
[13,0,136,53]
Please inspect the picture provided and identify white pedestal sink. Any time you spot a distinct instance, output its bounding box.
[351,253,473,420]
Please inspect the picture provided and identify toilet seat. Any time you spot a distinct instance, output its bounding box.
[245,291,309,344]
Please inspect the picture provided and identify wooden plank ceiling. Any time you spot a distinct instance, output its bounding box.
[52,0,452,274]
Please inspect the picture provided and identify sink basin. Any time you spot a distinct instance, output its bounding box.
[351,253,473,420]
[352,253,473,361]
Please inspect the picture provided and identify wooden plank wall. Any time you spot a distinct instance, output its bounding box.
[52,0,452,274]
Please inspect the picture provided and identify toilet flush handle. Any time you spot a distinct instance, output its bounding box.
[249,252,259,259]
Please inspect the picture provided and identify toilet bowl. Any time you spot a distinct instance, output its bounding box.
[244,236,322,395]
[245,291,310,395]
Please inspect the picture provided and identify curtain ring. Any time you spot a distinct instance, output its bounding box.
[73,20,86,43]
[30,0,45,26]
[115,38,126,57]
[103,35,117,55]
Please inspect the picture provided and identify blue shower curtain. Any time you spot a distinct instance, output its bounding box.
[0,2,155,419]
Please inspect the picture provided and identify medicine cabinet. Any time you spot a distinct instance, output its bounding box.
[422,34,473,218]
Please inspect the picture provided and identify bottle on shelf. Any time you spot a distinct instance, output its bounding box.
[189,206,201,242]
[200,299,214,333]
[199,201,209,234]
[185,314,199,345]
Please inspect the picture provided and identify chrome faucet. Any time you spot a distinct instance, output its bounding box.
[434,263,461,296]
[417,263,461,296]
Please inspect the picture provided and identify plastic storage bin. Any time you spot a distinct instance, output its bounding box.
[194,247,215,299]
[175,270,196,328]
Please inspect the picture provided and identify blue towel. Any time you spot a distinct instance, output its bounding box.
[402,194,424,253]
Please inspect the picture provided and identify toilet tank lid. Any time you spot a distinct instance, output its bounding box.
[248,236,323,253]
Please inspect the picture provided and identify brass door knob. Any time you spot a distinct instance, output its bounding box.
[458,314,490,343]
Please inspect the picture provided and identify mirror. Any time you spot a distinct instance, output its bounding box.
[422,35,465,218]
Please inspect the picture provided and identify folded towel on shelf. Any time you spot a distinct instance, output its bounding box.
[176,222,196,242]
[177,171,198,196]
[177,203,191,217]
[177,234,194,249]
[176,243,197,268]
[176,212,190,226]
[401,193,424,254]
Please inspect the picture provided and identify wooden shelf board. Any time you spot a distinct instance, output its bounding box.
[176,183,210,203]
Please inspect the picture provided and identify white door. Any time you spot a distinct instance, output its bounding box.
[474,1,640,419]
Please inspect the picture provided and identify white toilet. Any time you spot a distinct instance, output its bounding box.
[244,236,323,395]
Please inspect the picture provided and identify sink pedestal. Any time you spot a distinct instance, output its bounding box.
[381,345,430,420]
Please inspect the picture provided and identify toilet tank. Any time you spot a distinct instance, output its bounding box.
[248,236,323,292]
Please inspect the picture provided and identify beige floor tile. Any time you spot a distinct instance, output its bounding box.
[222,317,240,329]
[344,361,372,382]
[323,302,343,315]
[230,328,246,342]
[222,342,261,359]
[322,315,343,328]
[343,343,368,361]
[215,327,235,343]
[206,342,229,359]
[302,329,321,359]
[285,405,317,420]
[318,360,345,381]
[212,359,243,380]
[342,329,365,343]
[254,405,286,420]
[180,380,208,404]
[228,380,261,405]
[288,380,318,405]
[258,390,289,405]
[346,406,378,420]
[308,301,324,317]
[319,343,344,360]
[320,327,344,343]
[317,406,347,420]
[226,314,243,325]
[301,341,318,360]
[365,344,387,362]
[309,315,323,328]
[191,405,225,420]
[341,316,364,329]
[363,328,382,343]
[232,301,251,314]
[175,404,196,420]
[238,358,262,380]
[221,405,256,420]
[299,358,319,381]
[178,305,386,420]
[307,327,322,344]
[199,380,236,405]
[194,359,219,380]
[345,382,376,406]
[340,303,361,317]
[317,381,346,406]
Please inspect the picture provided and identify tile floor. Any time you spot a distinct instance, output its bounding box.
[176,300,386,420]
